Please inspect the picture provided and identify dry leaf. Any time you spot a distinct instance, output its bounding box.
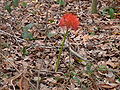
[32,0,38,2]
[106,60,119,68]
[82,35,91,42]
[18,76,30,90]
[98,83,119,89]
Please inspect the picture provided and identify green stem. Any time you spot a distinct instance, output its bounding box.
[91,0,97,14]
[55,30,69,72]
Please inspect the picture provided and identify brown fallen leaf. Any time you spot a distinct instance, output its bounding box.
[106,60,119,68]
[18,76,30,90]
[98,83,119,89]
[0,24,7,30]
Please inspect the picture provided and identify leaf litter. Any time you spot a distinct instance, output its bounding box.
[0,0,120,90]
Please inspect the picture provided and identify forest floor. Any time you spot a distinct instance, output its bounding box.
[0,0,120,90]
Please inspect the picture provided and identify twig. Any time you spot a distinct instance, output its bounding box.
[0,53,21,73]
[29,41,89,62]
[0,30,26,43]
[69,46,88,61]
[10,73,22,90]
[35,41,89,62]
[65,43,89,61]
[0,53,36,89]
[36,59,44,90]
[44,0,50,45]
[0,34,2,62]
[32,69,64,75]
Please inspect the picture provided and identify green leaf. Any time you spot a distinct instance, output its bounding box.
[109,8,115,19]
[22,23,35,40]
[89,32,95,35]
[5,1,12,13]
[76,58,87,62]
[49,20,55,23]
[97,65,108,71]
[22,31,34,40]
[21,2,27,8]
[71,72,77,76]
[21,46,29,56]
[13,0,19,7]
[47,32,56,38]
[102,8,116,19]
[57,0,65,6]
[86,63,94,75]
[64,73,69,77]
[102,9,108,16]
[86,63,93,71]
[23,23,35,31]
[72,76,80,84]
[118,77,120,82]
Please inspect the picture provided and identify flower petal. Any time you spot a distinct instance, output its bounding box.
[59,13,80,31]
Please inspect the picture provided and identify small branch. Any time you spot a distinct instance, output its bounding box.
[0,30,26,43]
[0,53,36,89]
[44,0,50,45]
[65,43,89,62]
[28,41,89,62]
[0,34,2,62]
[69,46,88,61]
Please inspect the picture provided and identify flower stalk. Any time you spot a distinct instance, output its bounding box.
[55,30,69,72]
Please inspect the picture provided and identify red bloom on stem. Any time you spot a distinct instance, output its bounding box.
[59,13,80,31]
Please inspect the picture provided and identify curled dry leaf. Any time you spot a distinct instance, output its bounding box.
[0,24,7,30]
[18,76,30,90]
[106,60,119,68]
[98,83,119,89]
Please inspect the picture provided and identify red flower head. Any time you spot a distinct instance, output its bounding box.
[59,13,80,31]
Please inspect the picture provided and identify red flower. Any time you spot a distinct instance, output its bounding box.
[59,13,80,31]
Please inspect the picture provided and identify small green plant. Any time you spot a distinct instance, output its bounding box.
[13,0,19,7]
[22,23,35,40]
[5,1,12,13]
[21,2,27,8]
[89,32,95,35]
[64,71,81,85]
[49,19,55,23]
[118,77,120,82]
[5,0,19,13]
[70,72,81,84]
[21,46,29,56]
[22,31,34,40]
[86,63,94,75]
[102,8,116,19]
[57,0,65,6]
[96,65,108,71]
[108,8,115,19]
[23,23,34,31]
[47,32,56,38]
